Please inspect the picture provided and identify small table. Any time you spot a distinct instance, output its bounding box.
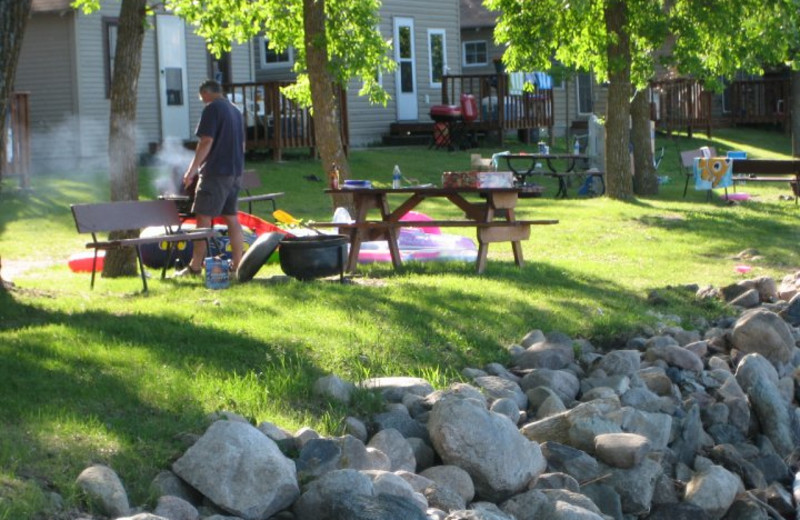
[502,153,601,198]
[319,187,557,273]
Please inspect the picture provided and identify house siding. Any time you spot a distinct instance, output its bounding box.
[17,3,253,173]
[252,0,462,147]
[14,11,79,173]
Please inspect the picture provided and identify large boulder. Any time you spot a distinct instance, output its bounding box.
[427,394,546,501]
[172,420,299,520]
[730,309,795,366]
[75,464,130,518]
[684,465,743,520]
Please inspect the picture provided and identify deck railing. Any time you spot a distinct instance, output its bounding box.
[225,81,348,161]
[727,78,789,127]
[650,79,712,138]
[441,74,554,144]
[2,92,31,186]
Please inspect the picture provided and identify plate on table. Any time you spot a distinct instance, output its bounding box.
[343,180,372,189]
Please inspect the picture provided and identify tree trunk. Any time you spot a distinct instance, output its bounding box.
[303,0,354,213]
[631,88,658,196]
[603,0,634,200]
[0,0,32,187]
[792,71,800,158]
[102,0,147,278]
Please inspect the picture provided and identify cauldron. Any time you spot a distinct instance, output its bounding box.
[279,235,348,281]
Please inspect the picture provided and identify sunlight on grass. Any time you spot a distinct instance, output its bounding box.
[2,127,800,515]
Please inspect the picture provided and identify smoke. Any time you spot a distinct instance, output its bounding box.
[27,115,110,177]
[151,137,195,196]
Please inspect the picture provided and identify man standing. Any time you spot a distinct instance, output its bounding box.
[178,79,245,276]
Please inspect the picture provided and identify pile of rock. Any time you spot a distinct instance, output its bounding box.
[73,274,800,520]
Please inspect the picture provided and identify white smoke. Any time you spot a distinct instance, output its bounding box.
[151,137,195,196]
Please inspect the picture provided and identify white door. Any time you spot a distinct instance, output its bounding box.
[394,17,418,121]
[156,14,190,142]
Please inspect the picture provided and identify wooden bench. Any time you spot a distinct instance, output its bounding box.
[730,159,800,204]
[239,170,285,215]
[71,200,218,292]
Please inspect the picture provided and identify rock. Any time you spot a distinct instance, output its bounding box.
[535,393,567,419]
[646,502,711,520]
[473,376,527,410]
[292,468,373,519]
[367,428,416,472]
[344,416,368,442]
[296,438,342,479]
[153,495,199,520]
[593,433,651,469]
[520,330,547,348]
[539,442,600,482]
[730,288,761,308]
[708,444,767,490]
[313,374,355,404]
[611,407,673,451]
[735,354,797,457]
[424,483,466,512]
[522,397,622,453]
[446,502,517,519]
[519,369,581,404]
[581,483,622,519]
[779,292,800,325]
[515,339,575,370]
[364,470,422,506]
[172,421,299,520]
[329,492,427,520]
[645,344,704,372]
[420,465,475,503]
[360,377,434,402]
[594,349,641,377]
[532,472,580,493]
[407,437,435,471]
[149,471,202,505]
[730,309,794,366]
[684,465,743,520]
[489,397,522,424]
[427,392,546,501]
[372,409,429,440]
[75,464,130,518]
[499,489,553,520]
[603,456,663,514]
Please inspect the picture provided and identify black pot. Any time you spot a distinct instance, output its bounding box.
[279,234,348,281]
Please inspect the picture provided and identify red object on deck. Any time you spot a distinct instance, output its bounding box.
[460,94,478,122]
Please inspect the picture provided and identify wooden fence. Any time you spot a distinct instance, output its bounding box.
[2,92,31,186]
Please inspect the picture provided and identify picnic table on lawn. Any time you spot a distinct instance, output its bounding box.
[309,186,558,274]
[501,153,605,198]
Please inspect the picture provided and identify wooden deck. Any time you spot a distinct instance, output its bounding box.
[388,73,554,146]
[225,81,348,161]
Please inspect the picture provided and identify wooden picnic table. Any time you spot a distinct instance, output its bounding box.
[501,153,604,198]
[310,186,558,274]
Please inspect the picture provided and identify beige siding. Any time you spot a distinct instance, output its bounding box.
[349,0,462,146]
[15,11,79,173]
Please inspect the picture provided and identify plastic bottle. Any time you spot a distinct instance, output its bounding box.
[573,138,580,155]
[328,163,339,190]
[392,164,402,189]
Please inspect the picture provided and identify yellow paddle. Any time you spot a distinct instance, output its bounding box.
[272,209,323,235]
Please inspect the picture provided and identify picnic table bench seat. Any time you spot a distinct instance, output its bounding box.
[71,199,218,292]
[239,170,284,215]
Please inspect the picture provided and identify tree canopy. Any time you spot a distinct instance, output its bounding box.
[486,0,800,198]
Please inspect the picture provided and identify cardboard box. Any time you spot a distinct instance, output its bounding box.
[442,170,514,188]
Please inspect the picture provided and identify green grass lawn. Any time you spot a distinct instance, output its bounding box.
[1,126,798,517]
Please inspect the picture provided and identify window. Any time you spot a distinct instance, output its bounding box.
[462,41,487,67]
[428,29,446,86]
[102,17,118,99]
[260,37,293,69]
[577,72,593,114]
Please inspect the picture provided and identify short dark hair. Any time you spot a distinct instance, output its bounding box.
[199,79,222,94]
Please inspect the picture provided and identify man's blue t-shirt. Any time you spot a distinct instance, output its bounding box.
[196,97,244,178]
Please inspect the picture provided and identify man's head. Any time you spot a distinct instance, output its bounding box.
[199,79,223,103]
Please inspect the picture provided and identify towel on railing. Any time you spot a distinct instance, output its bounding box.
[509,72,524,96]
[694,157,733,190]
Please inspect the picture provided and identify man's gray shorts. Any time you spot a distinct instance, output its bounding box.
[192,174,240,216]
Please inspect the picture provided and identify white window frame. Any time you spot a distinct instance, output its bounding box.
[259,37,294,69]
[428,29,446,87]
[462,40,488,68]
[576,72,594,115]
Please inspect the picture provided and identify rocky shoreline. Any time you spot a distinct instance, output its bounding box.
[69,271,800,520]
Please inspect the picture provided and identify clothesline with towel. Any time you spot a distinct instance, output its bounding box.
[508,71,553,96]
